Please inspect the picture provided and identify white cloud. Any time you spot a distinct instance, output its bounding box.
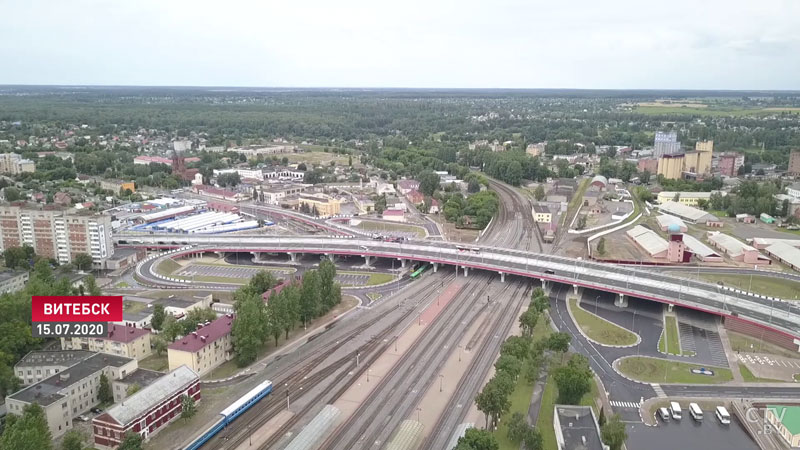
[0,0,798,89]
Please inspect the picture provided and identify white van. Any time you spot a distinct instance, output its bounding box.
[658,407,670,422]
[689,403,703,421]
[670,402,682,420]
[716,406,731,425]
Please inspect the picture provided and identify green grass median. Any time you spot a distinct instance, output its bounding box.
[617,356,733,384]
[569,298,638,346]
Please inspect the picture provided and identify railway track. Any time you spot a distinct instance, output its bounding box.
[201,273,456,450]
[420,280,531,449]
[320,274,500,450]
[484,179,542,252]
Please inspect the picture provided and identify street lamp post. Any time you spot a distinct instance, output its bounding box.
[458,344,463,362]
[285,383,289,410]
[439,374,444,392]
[595,295,600,315]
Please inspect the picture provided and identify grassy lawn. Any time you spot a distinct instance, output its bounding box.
[367,292,382,301]
[794,374,800,382]
[564,178,590,229]
[494,371,537,450]
[155,258,181,276]
[697,273,800,300]
[139,354,168,372]
[635,105,800,117]
[123,300,148,314]
[618,356,733,384]
[289,149,355,167]
[354,220,427,238]
[738,363,785,383]
[182,275,247,284]
[339,271,396,286]
[662,316,681,355]
[728,331,800,358]
[115,281,130,288]
[569,298,638,346]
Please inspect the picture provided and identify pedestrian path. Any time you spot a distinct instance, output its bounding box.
[610,400,642,409]
[651,383,666,398]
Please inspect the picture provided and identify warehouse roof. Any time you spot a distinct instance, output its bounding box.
[658,201,718,223]
[656,214,687,230]
[708,232,756,257]
[682,234,720,259]
[764,242,800,270]
[751,237,800,249]
[626,225,669,256]
[99,365,198,427]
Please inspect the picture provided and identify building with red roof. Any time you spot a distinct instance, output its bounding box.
[405,189,424,205]
[167,314,234,376]
[61,324,152,361]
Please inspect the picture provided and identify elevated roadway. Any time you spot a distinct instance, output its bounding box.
[119,234,800,344]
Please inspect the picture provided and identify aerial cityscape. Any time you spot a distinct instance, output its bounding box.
[2,2,800,450]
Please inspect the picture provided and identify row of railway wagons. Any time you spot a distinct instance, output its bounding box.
[185,380,273,450]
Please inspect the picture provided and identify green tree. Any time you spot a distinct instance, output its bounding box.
[61,429,86,450]
[118,431,144,450]
[151,304,166,331]
[83,275,101,296]
[162,314,182,342]
[639,170,651,184]
[576,215,587,230]
[318,258,339,311]
[0,403,53,450]
[99,373,113,404]
[519,308,539,337]
[299,270,321,326]
[506,411,529,443]
[181,394,197,420]
[596,237,606,256]
[418,170,441,197]
[601,414,627,450]
[73,253,93,271]
[475,373,513,429]
[523,428,543,450]
[33,259,54,284]
[494,354,522,380]
[4,187,21,202]
[545,332,571,359]
[468,179,481,193]
[249,270,277,293]
[533,184,545,201]
[3,246,32,269]
[553,354,593,405]
[500,336,531,361]
[152,335,168,356]
[232,292,265,366]
[455,428,499,450]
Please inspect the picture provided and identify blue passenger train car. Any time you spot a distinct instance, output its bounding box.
[185,380,273,450]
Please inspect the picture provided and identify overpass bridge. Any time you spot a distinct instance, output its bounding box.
[117,233,800,347]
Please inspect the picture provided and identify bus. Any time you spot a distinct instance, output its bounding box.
[715,406,730,425]
[670,402,682,420]
[689,403,703,421]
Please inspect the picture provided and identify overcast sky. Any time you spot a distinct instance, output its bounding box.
[2,0,799,89]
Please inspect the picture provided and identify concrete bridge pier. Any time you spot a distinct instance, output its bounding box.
[499,272,506,283]
[364,255,373,267]
[325,253,336,263]
[462,266,469,277]
[215,251,226,259]
[573,285,582,297]
[432,262,438,273]
[541,280,551,294]
[614,293,628,308]
[667,304,674,313]
[288,252,299,263]
[398,258,407,268]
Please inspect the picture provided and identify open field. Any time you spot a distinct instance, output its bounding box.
[728,331,800,359]
[738,363,784,383]
[339,271,396,286]
[154,258,181,276]
[354,220,427,238]
[696,273,800,300]
[660,315,681,355]
[569,298,638,346]
[139,354,168,372]
[123,300,148,314]
[617,356,733,384]
[635,105,800,117]
[287,149,354,167]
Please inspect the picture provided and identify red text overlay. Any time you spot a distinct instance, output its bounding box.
[32,296,123,322]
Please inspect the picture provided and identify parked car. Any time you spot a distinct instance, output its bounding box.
[658,407,670,422]
[76,415,90,422]
[91,407,103,414]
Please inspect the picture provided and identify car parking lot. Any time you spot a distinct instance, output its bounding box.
[178,264,293,280]
[336,273,370,286]
[737,352,800,379]
[628,414,758,450]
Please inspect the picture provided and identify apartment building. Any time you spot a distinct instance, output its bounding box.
[0,153,35,174]
[61,324,152,361]
[14,350,94,386]
[167,314,234,376]
[0,269,29,294]
[4,353,137,438]
[789,150,800,176]
[298,193,341,217]
[0,205,113,268]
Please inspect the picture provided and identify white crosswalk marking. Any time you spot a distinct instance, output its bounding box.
[651,383,666,398]
[610,400,642,409]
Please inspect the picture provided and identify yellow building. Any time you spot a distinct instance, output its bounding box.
[657,154,685,180]
[533,205,552,223]
[299,194,341,217]
[61,324,152,361]
[656,191,719,206]
[684,140,713,175]
[167,315,234,376]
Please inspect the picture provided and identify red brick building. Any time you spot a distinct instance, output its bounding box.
[92,365,200,448]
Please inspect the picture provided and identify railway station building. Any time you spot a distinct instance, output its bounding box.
[92,365,200,449]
